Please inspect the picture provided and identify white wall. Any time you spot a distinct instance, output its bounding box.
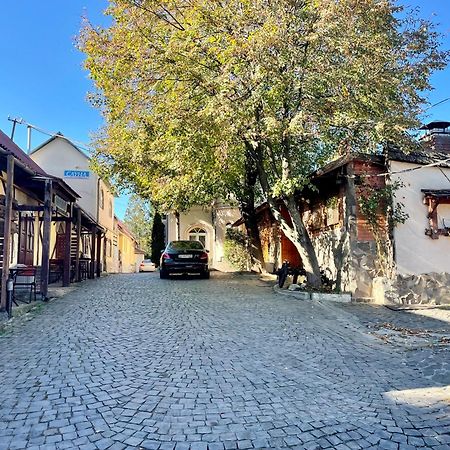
[31,138,99,220]
[166,204,241,271]
[392,160,450,275]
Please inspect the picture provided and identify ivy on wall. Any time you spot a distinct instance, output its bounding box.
[358,180,408,278]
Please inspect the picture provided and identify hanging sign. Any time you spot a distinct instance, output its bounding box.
[54,195,68,214]
[64,170,90,179]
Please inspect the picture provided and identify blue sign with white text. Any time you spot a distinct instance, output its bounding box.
[64,170,90,179]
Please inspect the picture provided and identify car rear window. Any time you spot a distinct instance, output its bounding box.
[143,259,152,263]
[168,240,204,250]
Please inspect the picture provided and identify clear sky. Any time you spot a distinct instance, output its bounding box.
[0,0,449,219]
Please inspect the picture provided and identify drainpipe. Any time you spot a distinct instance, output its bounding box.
[96,177,101,223]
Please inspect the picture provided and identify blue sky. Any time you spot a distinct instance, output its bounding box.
[0,0,449,219]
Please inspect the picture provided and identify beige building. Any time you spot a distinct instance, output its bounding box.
[30,134,116,273]
[166,203,241,271]
[114,217,145,273]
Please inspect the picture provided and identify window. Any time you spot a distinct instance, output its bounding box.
[169,240,204,250]
[188,227,207,248]
[100,189,104,209]
[109,200,113,217]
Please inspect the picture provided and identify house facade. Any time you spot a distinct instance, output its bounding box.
[0,130,103,310]
[114,217,145,273]
[165,203,241,271]
[30,135,116,273]
[235,121,450,304]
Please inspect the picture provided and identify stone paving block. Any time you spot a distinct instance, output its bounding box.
[0,274,449,449]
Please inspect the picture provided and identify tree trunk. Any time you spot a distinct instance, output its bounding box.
[248,141,321,286]
[238,150,266,273]
[241,199,266,273]
[282,196,321,287]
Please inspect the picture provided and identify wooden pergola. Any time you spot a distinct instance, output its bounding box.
[0,130,104,312]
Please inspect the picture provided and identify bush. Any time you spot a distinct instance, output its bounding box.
[224,229,250,271]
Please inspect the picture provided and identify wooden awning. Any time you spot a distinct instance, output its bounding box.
[422,189,450,239]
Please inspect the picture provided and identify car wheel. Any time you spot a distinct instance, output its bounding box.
[160,269,169,279]
[200,270,210,279]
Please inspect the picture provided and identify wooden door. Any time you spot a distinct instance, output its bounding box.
[55,223,66,259]
[18,216,34,265]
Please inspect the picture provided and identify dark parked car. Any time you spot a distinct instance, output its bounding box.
[160,240,210,279]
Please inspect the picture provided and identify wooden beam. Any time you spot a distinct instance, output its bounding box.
[90,225,96,279]
[63,218,72,287]
[37,216,70,222]
[1,155,14,311]
[40,179,53,299]
[14,205,45,212]
[75,208,81,282]
[96,231,102,278]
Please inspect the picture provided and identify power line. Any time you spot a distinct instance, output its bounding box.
[426,97,450,111]
[7,116,93,153]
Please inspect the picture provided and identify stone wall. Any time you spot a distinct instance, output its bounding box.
[395,273,450,305]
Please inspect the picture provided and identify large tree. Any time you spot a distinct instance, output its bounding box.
[151,212,166,266]
[123,193,153,257]
[80,0,447,286]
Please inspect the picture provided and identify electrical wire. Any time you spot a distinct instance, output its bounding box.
[8,117,93,153]
[10,116,450,179]
[425,97,450,111]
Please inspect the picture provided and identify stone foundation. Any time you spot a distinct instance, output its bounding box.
[395,272,450,305]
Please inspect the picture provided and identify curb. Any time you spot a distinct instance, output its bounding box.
[273,285,351,303]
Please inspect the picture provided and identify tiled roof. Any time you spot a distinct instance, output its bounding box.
[388,147,450,168]
[115,217,138,241]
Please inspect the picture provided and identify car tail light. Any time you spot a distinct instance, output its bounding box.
[199,252,208,260]
[162,252,170,259]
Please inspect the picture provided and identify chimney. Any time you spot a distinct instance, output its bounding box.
[419,120,450,153]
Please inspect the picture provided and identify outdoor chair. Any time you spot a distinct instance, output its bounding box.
[12,266,37,304]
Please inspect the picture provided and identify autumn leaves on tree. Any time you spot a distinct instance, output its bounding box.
[79,0,448,286]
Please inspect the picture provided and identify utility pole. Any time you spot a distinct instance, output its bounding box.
[27,126,32,154]
[7,116,24,141]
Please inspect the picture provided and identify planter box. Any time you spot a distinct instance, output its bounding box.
[311,292,352,303]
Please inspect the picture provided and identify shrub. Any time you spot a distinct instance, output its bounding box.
[224,229,250,271]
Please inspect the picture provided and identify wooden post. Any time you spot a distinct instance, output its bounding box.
[40,179,52,300]
[90,225,96,279]
[1,155,14,311]
[96,231,102,277]
[62,218,71,286]
[75,208,81,282]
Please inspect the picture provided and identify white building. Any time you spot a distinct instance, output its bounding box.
[165,203,241,271]
[30,134,117,273]
[390,120,450,275]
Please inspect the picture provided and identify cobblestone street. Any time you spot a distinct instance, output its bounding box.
[0,273,449,450]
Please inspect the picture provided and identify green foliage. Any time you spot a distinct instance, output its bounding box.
[151,212,166,265]
[224,228,250,272]
[358,180,408,278]
[79,0,447,276]
[80,1,448,206]
[359,181,408,230]
[124,194,153,257]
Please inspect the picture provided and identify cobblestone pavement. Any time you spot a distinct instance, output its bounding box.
[0,273,449,450]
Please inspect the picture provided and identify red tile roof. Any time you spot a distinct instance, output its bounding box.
[115,217,138,241]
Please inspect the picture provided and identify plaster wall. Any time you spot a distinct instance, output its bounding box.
[391,160,450,275]
[31,138,98,220]
[11,188,45,267]
[167,205,241,271]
